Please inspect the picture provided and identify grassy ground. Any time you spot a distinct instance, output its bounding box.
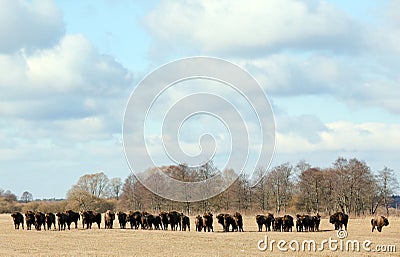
[1,214,399,257]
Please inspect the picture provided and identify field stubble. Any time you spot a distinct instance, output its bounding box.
[0,214,399,257]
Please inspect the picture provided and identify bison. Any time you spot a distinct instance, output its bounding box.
[216,213,237,232]
[371,216,389,232]
[25,211,35,230]
[11,212,24,230]
[127,210,142,229]
[312,213,321,231]
[141,212,155,230]
[329,211,348,230]
[233,212,244,232]
[81,210,101,229]
[168,211,181,231]
[195,215,203,232]
[203,212,213,232]
[117,211,127,229]
[56,212,70,230]
[273,217,283,232]
[296,214,313,232]
[45,212,56,230]
[66,210,80,229]
[159,212,169,230]
[153,215,162,230]
[282,215,294,232]
[180,214,190,231]
[104,210,115,229]
[255,213,274,232]
[34,212,46,230]
[295,214,304,232]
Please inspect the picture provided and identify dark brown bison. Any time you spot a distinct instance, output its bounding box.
[216,213,237,232]
[117,211,127,229]
[153,215,162,230]
[127,210,142,229]
[91,211,101,229]
[329,211,348,230]
[11,212,24,230]
[256,215,267,232]
[25,211,35,230]
[180,214,190,231]
[371,216,389,232]
[34,212,46,230]
[203,212,213,232]
[81,210,101,229]
[195,215,203,232]
[104,210,115,229]
[273,217,283,231]
[56,212,70,230]
[159,211,169,230]
[256,213,274,232]
[66,210,80,229]
[168,211,181,231]
[233,212,244,232]
[81,211,92,229]
[282,215,294,232]
[141,211,155,230]
[45,212,56,230]
[295,214,303,232]
[312,213,321,231]
[296,214,313,232]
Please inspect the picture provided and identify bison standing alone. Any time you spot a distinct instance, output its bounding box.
[11,212,24,230]
[371,216,389,232]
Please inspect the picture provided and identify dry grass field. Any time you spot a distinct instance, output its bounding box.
[1,214,399,257]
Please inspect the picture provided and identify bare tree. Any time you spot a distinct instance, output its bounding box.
[20,191,33,203]
[297,167,324,213]
[331,157,375,215]
[251,167,269,211]
[376,167,398,215]
[268,163,294,213]
[74,172,110,198]
[109,177,122,200]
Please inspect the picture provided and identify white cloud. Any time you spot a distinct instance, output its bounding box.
[0,0,64,53]
[0,34,133,120]
[276,121,400,154]
[144,0,359,55]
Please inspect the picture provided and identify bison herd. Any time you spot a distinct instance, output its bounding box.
[10,210,390,233]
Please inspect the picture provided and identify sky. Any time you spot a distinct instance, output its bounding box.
[0,0,399,199]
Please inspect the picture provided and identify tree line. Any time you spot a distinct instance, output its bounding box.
[1,157,398,216]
